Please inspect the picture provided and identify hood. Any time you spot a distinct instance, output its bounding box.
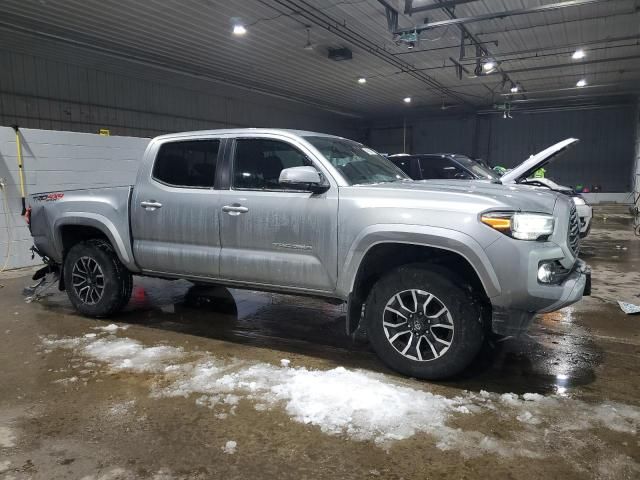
[357,179,559,214]
[520,177,573,193]
[500,138,579,184]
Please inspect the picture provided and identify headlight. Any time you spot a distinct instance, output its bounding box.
[572,196,586,206]
[481,212,554,241]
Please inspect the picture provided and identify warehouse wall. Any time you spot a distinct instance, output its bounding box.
[0,127,150,270]
[369,104,638,193]
[0,31,364,271]
[0,31,362,140]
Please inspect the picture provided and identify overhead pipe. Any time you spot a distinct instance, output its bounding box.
[270,0,473,107]
[394,0,616,35]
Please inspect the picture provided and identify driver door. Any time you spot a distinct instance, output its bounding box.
[218,136,338,293]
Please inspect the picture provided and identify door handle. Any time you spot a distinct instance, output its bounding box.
[222,204,249,215]
[140,200,163,210]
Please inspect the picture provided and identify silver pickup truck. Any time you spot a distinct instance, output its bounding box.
[27,129,590,379]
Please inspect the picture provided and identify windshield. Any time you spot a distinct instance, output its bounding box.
[304,136,410,185]
[452,155,499,180]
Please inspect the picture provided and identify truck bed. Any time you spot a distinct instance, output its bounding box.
[28,186,138,271]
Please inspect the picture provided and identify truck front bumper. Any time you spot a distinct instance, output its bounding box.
[488,247,591,337]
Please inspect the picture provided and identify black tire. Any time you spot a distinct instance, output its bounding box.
[63,239,133,318]
[365,264,484,380]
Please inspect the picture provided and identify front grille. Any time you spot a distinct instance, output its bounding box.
[568,205,580,255]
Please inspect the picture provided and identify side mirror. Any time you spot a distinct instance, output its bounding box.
[279,166,329,193]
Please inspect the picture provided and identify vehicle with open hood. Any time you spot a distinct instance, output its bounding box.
[388,138,592,237]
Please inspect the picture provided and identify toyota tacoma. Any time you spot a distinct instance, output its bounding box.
[27,129,590,379]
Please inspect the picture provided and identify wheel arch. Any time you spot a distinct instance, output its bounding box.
[53,213,138,271]
[341,226,501,335]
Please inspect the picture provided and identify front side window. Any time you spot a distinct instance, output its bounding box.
[419,157,473,180]
[233,138,313,190]
[304,136,408,185]
[152,140,220,188]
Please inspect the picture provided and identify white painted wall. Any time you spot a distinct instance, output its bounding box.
[0,127,149,269]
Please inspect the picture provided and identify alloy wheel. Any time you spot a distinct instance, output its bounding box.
[72,256,105,305]
[382,289,454,361]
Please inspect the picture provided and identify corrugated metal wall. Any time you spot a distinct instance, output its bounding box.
[476,106,637,192]
[369,104,637,192]
[0,37,363,140]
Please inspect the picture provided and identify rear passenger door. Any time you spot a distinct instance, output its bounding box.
[131,138,224,277]
[218,136,338,293]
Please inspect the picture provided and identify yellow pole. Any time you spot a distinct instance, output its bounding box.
[12,125,27,215]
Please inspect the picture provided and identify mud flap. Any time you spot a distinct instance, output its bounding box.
[584,270,591,296]
[346,294,368,343]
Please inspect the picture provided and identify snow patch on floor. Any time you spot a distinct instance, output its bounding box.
[222,440,237,454]
[94,323,129,332]
[82,338,183,372]
[0,426,16,448]
[41,333,640,463]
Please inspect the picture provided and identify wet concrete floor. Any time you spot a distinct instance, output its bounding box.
[1,205,639,479]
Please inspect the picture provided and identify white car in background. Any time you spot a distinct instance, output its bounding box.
[500,139,592,238]
[517,177,592,237]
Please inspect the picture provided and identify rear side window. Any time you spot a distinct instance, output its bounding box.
[390,158,415,178]
[152,140,220,188]
[233,138,312,190]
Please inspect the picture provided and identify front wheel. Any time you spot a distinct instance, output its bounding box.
[63,239,132,318]
[365,264,485,380]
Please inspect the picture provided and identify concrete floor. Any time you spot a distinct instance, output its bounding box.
[1,205,639,480]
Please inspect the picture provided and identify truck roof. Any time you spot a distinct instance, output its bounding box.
[152,128,344,141]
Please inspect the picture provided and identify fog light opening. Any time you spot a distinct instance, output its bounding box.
[538,263,554,283]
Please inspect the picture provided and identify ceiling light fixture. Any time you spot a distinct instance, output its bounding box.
[403,97,412,103]
[576,78,587,87]
[357,77,367,84]
[232,24,247,36]
[482,60,496,72]
[572,49,585,60]
[510,83,519,93]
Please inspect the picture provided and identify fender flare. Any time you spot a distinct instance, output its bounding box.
[53,212,139,271]
[337,224,501,299]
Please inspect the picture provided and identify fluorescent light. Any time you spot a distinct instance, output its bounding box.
[572,49,585,60]
[357,77,367,84]
[482,61,496,72]
[510,84,519,93]
[232,24,247,35]
[576,79,587,87]
[403,97,412,103]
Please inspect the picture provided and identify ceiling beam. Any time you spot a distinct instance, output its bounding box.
[271,0,474,107]
[460,34,640,61]
[394,0,616,34]
[404,0,480,15]
[481,54,640,75]
[500,82,640,96]
[433,0,517,97]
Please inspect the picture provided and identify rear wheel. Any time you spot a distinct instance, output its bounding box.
[63,239,132,317]
[365,264,484,379]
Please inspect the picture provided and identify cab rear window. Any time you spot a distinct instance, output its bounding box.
[152,140,220,188]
